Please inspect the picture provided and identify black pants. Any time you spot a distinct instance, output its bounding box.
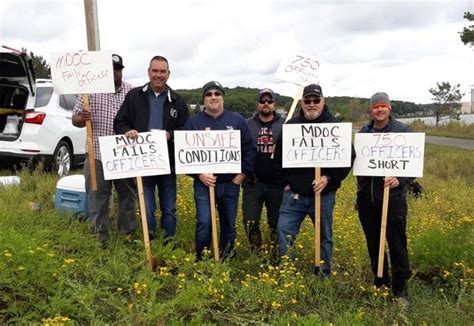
[242,181,283,249]
[357,195,410,296]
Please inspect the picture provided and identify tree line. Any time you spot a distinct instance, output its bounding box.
[177,87,436,121]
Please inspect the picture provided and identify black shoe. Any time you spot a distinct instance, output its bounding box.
[313,266,330,278]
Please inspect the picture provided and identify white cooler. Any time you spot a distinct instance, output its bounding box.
[55,175,89,218]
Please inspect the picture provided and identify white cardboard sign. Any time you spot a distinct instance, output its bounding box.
[174,130,241,174]
[282,123,352,168]
[353,133,425,177]
[99,131,170,180]
[50,50,114,94]
[275,51,335,86]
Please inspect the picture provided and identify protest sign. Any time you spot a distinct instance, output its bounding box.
[282,123,352,168]
[174,130,241,174]
[50,50,114,94]
[275,51,335,87]
[353,133,425,177]
[99,131,170,180]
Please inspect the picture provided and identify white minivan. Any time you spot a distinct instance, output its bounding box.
[0,50,86,176]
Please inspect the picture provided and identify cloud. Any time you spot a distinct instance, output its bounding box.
[1,0,472,103]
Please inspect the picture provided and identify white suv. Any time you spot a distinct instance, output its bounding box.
[0,51,86,176]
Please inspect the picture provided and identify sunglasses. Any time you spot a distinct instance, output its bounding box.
[258,99,275,104]
[303,98,322,105]
[205,91,223,97]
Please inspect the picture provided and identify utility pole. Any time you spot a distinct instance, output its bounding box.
[84,0,100,51]
[82,0,100,190]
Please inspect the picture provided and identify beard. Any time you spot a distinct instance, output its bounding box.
[259,109,273,117]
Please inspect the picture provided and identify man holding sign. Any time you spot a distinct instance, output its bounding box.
[356,92,413,305]
[184,81,255,261]
[114,55,189,242]
[72,54,136,246]
[274,84,353,277]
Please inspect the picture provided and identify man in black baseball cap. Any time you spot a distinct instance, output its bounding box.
[274,83,354,277]
[242,88,284,254]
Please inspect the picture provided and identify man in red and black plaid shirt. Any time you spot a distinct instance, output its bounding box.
[72,54,136,246]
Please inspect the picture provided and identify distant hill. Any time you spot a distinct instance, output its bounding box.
[176,86,431,121]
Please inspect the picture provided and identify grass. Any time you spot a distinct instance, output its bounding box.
[410,120,474,140]
[1,144,473,324]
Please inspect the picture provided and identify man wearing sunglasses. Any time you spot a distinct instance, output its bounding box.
[184,81,255,261]
[114,55,189,244]
[274,84,354,277]
[243,88,284,254]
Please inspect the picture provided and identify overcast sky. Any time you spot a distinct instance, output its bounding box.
[1,0,473,104]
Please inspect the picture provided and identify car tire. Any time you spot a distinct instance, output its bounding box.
[50,140,72,177]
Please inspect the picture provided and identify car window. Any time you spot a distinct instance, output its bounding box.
[59,94,77,111]
[35,87,53,108]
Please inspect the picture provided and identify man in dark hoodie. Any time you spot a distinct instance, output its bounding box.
[274,84,353,276]
[243,88,284,252]
[356,92,412,306]
[114,55,189,242]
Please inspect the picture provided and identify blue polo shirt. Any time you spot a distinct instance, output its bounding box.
[148,89,166,130]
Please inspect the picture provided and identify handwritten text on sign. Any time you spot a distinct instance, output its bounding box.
[275,52,335,86]
[353,133,425,177]
[99,131,170,180]
[282,123,352,168]
[50,51,114,94]
[174,130,241,174]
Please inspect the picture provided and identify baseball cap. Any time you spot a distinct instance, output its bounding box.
[302,84,323,98]
[112,54,124,69]
[256,88,275,100]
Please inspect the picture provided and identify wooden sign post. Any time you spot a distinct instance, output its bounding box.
[377,184,390,277]
[353,132,425,278]
[209,182,220,261]
[314,167,321,268]
[82,95,97,190]
[137,176,154,270]
[285,86,304,123]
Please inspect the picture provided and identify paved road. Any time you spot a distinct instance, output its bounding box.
[425,135,474,150]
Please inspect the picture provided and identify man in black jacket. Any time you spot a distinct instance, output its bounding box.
[114,55,189,242]
[356,92,412,305]
[274,84,353,276]
[243,88,284,252]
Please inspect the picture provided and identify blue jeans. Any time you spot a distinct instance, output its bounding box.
[193,180,240,259]
[277,190,336,275]
[142,174,177,238]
